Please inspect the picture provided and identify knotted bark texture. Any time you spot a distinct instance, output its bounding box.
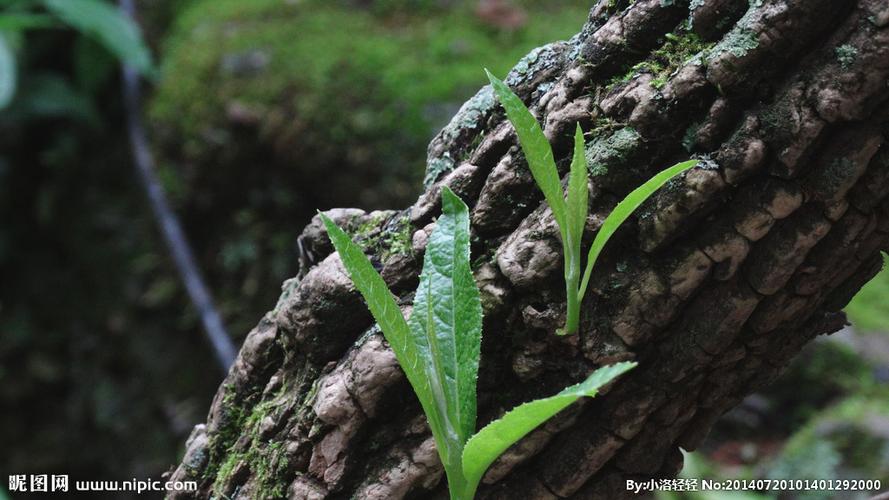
[168,0,889,498]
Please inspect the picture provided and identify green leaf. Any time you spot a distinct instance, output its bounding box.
[486,69,567,235]
[0,13,55,31]
[578,159,699,302]
[322,187,482,499]
[461,361,636,498]
[566,124,589,252]
[408,185,482,494]
[320,211,442,451]
[0,32,16,109]
[41,0,154,77]
[561,124,589,334]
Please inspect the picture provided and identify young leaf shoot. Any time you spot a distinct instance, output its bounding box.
[322,187,635,499]
[487,70,698,335]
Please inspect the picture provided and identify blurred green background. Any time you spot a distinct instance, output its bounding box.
[0,0,886,498]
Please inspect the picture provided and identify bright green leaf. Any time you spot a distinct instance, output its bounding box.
[42,0,154,77]
[322,187,482,499]
[0,32,16,109]
[320,212,444,462]
[408,185,481,495]
[578,159,699,302]
[486,69,567,236]
[561,124,589,334]
[566,124,589,252]
[461,361,636,498]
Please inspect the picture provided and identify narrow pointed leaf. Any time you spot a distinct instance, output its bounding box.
[560,124,589,334]
[408,186,482,491]
[566,124,589,252]
[578,159,699,302]
[320,213,446,457]
[461,362,637,498]
[486,69,567,234]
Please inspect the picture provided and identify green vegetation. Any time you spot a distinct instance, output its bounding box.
[769,392,889,494]
[354,213,415,260]
[0,0,153,109]
[657,333,889,500]
[607,29,713,90]
[487,71,698,335]
[211,387,290,498]
[322,187,634,499]
[846,253,889,332]
[146,0,594,337]
[150,0,592,170]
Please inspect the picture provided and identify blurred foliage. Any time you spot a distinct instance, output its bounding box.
[756,342,878,432]
[769,396,889,495]
[0,0,153,111]
[148,0,593,335]
[0,0,216,490]
[658,334,889,500]
[846,253,889,332]
[0,0,592,488]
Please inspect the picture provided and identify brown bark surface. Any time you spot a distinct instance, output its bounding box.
[168,0,889,498]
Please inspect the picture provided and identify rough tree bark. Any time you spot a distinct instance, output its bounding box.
[167,0,889,498]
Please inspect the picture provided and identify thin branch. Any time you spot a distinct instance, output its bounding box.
[118,0,236,372]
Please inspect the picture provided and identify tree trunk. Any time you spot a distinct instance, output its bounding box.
[167,0,889,498]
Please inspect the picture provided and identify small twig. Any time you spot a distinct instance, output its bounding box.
[118,0,236,372]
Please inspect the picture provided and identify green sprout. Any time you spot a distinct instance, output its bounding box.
[486,70,698,335]
[321,186,635,499]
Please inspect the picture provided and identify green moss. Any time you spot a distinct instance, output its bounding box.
[354,212,390,241]
[213,450,245,492]
[605,30,714,91]
[352,213,415,260]
[211,387,291,497]
[205,385,251,484]
[382,216,415,258]
[834,44,858,68]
